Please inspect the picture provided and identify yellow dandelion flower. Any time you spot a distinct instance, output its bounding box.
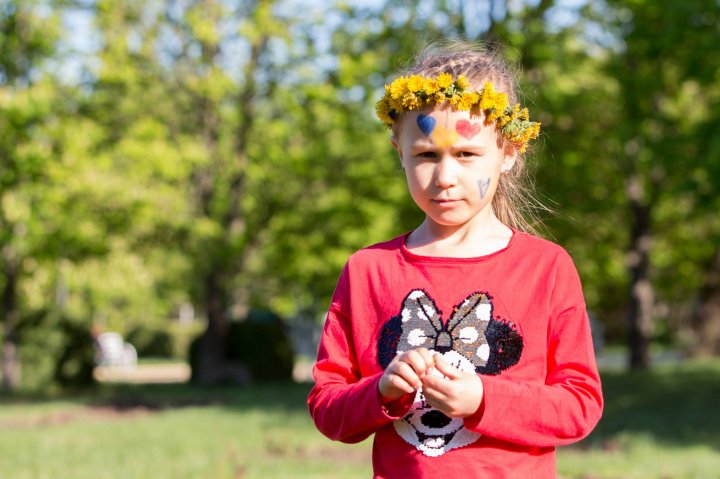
[387,95,403,113]
[456,75,470,89]
[449,94,464,109]
[432,91,446,104]
[497,111,513,128]
[462,92,480,109]
[437,72,453,89]
[423,78,440,95]
[389,77,408,100]
[407,75,425,93]
[376,100,393,126]
[402,92,421,109]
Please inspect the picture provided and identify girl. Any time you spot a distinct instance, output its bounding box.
[308,42,603,479]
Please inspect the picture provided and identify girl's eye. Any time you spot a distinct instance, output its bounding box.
[458,151,479,158]
[416,151,437,158]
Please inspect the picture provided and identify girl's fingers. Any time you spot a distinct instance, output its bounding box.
[403,349,432,377]
[421,372,450,394]
[423,387,448,411]
[432,354,462,380]
[387,373,416,394]
[393,361,422,388]
[416,348,436,369]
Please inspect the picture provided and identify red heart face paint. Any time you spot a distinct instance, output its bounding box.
[456,119,482,139]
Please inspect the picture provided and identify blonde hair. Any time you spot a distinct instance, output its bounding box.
[393,40,547,236]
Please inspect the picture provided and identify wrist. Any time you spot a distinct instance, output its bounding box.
[379,390,415,417]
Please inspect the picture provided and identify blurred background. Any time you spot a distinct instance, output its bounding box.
[0,0,719,478]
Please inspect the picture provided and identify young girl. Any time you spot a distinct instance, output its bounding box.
[308,42,603,478]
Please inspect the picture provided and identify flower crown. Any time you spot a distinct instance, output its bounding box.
[376,73,541,153]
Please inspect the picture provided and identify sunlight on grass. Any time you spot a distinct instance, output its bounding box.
[559,435,719,479]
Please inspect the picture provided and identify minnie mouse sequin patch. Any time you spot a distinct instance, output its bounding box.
[377,289,523,457]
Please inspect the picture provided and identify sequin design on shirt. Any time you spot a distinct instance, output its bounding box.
[377,289,524,457]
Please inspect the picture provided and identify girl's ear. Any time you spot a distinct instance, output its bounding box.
[391,136,404,165]
[501,148,517,172]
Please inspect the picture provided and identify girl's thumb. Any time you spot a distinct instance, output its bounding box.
[433,354,461,380]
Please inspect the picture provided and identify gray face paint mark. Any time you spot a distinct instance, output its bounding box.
[478,178,491,199]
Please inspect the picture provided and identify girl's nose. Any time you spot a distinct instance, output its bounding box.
[434,157,459,189]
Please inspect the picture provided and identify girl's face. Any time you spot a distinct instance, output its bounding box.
[392,107,516,232]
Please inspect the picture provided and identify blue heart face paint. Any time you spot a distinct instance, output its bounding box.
[478,178,491,199]
[416,114,436,136]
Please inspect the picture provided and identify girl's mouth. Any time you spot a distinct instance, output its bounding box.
[432,199,462,207]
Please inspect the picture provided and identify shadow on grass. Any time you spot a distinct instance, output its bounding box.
[86,380,315,413]
[584,359,720,450]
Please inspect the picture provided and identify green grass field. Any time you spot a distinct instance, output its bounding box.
[0,359,718,479]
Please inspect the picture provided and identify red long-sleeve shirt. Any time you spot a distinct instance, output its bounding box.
[308,231,603,478]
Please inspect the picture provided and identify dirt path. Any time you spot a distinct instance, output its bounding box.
[94,363,191,384]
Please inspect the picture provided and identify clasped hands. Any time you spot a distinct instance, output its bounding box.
[378,347,484,418]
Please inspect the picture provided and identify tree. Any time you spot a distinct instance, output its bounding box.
[0,0,63,389]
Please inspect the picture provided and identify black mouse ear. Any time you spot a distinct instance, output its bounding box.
[377,314,403,369]
[475,319,523,375]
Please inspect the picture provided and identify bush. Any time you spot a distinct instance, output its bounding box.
[126,325,173,358]
[189,309,294,383]
[16,310,96,391]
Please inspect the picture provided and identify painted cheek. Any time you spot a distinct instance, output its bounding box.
[477,178,491,199]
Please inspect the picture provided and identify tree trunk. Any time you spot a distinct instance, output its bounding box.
[691,247,720,356]
[626,173,654,369]
[193,271,249,385]
[1,260,21,390]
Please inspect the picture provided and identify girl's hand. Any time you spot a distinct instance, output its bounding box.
[378,347,435,403]
[421,354,484,418]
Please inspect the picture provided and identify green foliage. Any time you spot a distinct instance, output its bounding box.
[189,311,294,383]
[15,310,95,392]
[225,311,295,382]
[126,325,173,358]
[126,323,203,359]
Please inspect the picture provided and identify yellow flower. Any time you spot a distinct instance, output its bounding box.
[407,75,425,93]
[479,84,509,119]
[433,91,447,103]
[436,72,453,89]
[423,78,440,95]
[375,99,393,126]
[402,92,421,109]
[449,94,463,109]
[456,75,470,89]
[387,95,403,113]
[497,113,512,128]
[388,77,408,100]
[461,92,480,109]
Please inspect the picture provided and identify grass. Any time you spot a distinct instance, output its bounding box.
[0,359,719,479]
[558,358,720,479]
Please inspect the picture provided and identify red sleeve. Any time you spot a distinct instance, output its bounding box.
[464,252,603,447]
[307,265,413,443]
